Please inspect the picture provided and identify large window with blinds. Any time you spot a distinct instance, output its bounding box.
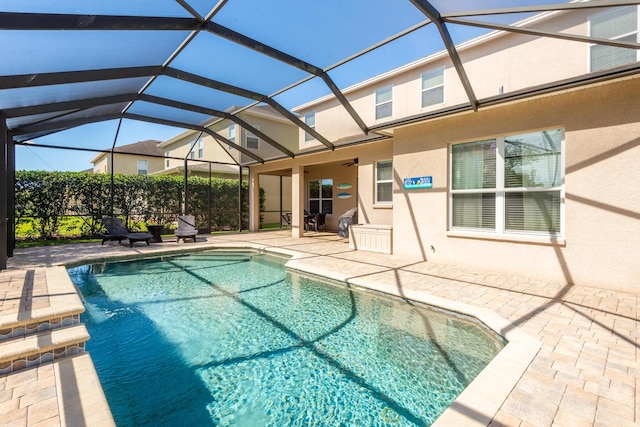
[450,129,564,236]
[589,6,638,72]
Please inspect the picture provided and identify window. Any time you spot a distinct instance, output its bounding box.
[421,66,445,108]
[165,151,169,168]
[228,124,236,150]
[137,159,148,175]
[245,126,259,150]
[589,6,638,72]
[189,140,196,159]
[375,160,393,204]
[197,138,203,158]
[308,179,333,214]
[450,129,564,236]
[304,112,315,142]
[375,85,393,120]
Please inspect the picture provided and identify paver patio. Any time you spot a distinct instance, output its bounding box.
[1,230,638,426]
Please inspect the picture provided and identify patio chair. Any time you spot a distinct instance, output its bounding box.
[175,215,198,243]
[99,217,153,247]
[281,213,291,230]
[309,212,326,231]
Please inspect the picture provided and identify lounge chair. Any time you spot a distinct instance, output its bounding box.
[175,215,198,243]
[99,217,153,247]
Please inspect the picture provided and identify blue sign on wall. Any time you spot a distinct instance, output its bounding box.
[403,176,432,189]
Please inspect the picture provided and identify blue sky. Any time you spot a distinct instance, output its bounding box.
[16,120,183,171]
[9,0,562,171]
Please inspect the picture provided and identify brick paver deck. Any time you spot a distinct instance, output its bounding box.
[1,230,638,426]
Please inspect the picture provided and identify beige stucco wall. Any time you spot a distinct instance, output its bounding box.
[250,142,394,231]
[237,112,299,163]
[163,133,238,169]
[92,153,164,175]
[391,77,640,293]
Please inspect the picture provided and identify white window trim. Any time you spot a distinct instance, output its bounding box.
[375,84,393,121]
[308,179,333,214]
[228,124,236,150]
[304,112,316,142]
[137,159,148,175]
[245,126,260,150]
[374,160,393,206]
[197,138,203,158]
[448,130,565,239]
[421,66,445,109]
[587,6,640,72]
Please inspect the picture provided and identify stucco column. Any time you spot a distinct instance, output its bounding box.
[248,168,260,232]
[291,164,304,238]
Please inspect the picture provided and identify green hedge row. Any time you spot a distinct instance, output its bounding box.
[14,171,262,240]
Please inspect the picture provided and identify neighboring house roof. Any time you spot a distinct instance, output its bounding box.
[90,140,163,164]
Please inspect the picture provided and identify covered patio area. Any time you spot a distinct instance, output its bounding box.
[2,231,638,426]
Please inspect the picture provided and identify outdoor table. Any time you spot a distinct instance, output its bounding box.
[146,224,163,243]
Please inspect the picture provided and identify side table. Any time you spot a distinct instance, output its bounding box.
[146,224,163,243]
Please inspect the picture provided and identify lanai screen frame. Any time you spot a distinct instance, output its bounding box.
[1,0,640,269]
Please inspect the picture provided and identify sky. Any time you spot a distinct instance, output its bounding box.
[16,120,184,172]
[8,0,563,172]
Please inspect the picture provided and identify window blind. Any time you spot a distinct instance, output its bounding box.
[590,6,638,72]
[452,140,496,190]
[505,192,561,233]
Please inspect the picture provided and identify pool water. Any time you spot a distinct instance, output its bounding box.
[68,251,504,427]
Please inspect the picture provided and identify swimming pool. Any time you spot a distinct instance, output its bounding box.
[68,251,505,426]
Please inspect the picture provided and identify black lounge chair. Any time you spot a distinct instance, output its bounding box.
[175,215,198,243]
[99,217,153,247]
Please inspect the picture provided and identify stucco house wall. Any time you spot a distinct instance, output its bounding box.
[391,77,640,293]
[91,152,164,175]
[252,7,640,292]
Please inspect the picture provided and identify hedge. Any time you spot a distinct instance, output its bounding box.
[14,171,263,240]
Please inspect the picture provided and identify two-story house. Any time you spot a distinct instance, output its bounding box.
[90,139,164,175]
[245,6,640,293]
[157,105,297,226]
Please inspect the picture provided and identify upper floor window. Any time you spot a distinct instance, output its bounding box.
[308,179,333,214]
[228,124,236,150]
[450,128,564,237]
[245,126,260,150]
[137,159,148,175]
[197,138,203,158]
[375,85,393,120]
[165,151,169,168]
[421,66,445,108]
[304,112,315,142]
[375,160,393,205]
[189,140,196,159]
[589,6,638,72]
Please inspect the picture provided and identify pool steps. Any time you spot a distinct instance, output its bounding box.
[0,324,89,373]
[0,267,88,375]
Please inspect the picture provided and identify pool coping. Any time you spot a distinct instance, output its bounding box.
[58,242,541,426]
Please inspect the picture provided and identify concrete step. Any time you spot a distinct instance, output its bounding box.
[0,324,89,374]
